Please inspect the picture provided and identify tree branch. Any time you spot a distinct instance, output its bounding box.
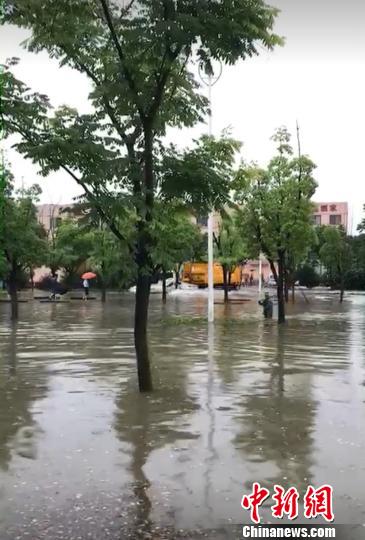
[98,0,145,119]
[61,165,134,254]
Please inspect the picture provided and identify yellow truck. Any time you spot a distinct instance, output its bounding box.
[182,262,242,288]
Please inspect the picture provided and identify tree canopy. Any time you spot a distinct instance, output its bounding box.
[319,226,352,302]
[2,0,282,390]
[234,126,317,322]
[214,211,246,302]
[1,180,48,318]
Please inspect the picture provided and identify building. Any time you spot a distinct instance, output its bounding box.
[312,202,348,232]
[37,203,76,238]
[35,204,75,283]
[37,204,65,237]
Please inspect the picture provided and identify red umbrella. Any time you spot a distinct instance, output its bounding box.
[81,272,97,280]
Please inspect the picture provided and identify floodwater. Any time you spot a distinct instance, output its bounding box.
[0,290,365,539]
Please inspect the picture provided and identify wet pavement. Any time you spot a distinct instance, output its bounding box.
[0,289,365,539]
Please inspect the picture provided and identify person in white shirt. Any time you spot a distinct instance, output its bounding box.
[83,278,89,300]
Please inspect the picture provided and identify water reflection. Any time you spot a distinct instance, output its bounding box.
[233,324,317,496]
[113,346,200,533]
[0,323,49,471]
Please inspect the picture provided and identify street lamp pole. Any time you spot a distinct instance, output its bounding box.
[207,76,214,323]
[199,64,222,323]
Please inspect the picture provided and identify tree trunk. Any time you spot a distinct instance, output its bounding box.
[30,268,35,295]
[340,279,344,303]
[277,253,286,324]
[8,267,18,321]
[222,264,229,303]
[101,284,106,303]
[284,279,289,303]
[291,284,295,303]
[134,269,153,392]
[133,123,154,392]
[100,263,106,303]
[175,263,181,289]
[162,270,167,304]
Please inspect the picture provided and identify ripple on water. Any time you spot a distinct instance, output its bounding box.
[0,294,365,533]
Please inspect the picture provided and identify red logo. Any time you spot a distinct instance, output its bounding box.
[304,485,334,522]
[242,483,334,524]
[241,482,270,524]
[271,485,300,520]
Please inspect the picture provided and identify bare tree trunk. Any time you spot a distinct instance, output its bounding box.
[277,253,286,324]
[30,268,35,296]
[8,265,18,321]
[340,279,345,303]
[162,270,167,304]
[291,283,295,303]
[284,278,289,303]
[175,264,181,289]
[134,268,153,392]
[101,284,107,303]
[100,262,106,303]
[222,264,229,303]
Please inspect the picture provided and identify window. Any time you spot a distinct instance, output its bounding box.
[330,204,337,212]
[320,205,328,212]
[197,215,208,227]
[329,214,341,225]
[312,215,321,226]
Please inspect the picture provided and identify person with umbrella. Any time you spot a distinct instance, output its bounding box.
[81,272,96,300]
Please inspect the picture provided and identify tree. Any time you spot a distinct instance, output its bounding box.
[49,219,94,282]
[213,212,246,303]
[357,205,365,234]
[1,183,48,320]
[319,226,352,302]
[151,203,203,302]
[342,233,365,292]
[295,264,320,289]
[234,127,317,323]
[0,164,10,278]
[63,199,137,296]
[89,226,135,302]
[159,134,241,213]
[2,0,282,391]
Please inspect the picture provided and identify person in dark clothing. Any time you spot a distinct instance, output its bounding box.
[258,292,273,319]
[49,275,58,300]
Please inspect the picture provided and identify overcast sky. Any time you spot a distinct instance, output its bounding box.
[1,0,364,232]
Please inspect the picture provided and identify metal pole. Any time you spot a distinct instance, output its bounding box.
[207,76,214,323]
[198,63,222,323]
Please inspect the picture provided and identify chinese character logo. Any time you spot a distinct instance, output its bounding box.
[272,485,300,520]
[304,485,334,522]
[241,482,270,524]
[242,483,334,524]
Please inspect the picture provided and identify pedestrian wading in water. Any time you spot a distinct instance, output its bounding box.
[258,292,273,319]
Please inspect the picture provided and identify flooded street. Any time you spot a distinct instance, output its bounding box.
[1,291,365,539]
